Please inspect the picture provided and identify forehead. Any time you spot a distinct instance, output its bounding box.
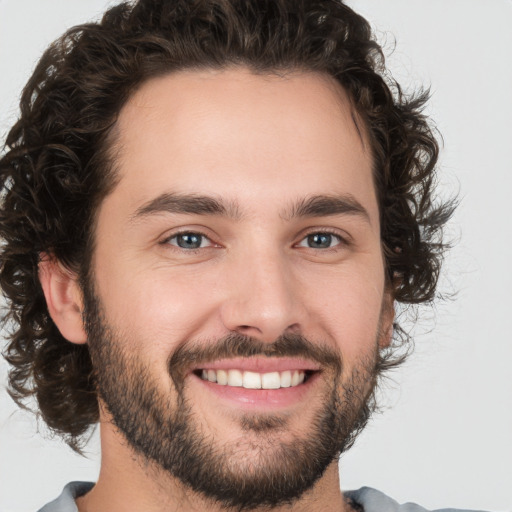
[107,67,376,221]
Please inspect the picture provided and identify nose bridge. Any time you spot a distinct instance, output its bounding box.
[220,242,302,341]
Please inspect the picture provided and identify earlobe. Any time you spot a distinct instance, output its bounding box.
[38,254,87,345]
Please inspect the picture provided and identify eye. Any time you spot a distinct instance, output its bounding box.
[166,232,214,250]
[297,232,343,249]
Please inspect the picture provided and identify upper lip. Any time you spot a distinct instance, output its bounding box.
[191,357,321,373]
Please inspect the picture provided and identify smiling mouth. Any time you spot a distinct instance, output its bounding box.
[196,369,315,390]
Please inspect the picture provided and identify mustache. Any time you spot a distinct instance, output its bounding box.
[168,332,342,386]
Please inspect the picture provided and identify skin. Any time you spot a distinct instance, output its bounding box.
[40,68,394,511]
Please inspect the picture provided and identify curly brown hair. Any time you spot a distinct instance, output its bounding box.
[0,0,453,450]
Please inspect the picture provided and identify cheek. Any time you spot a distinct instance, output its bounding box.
[94,260,224,350]
[305,260,385,360]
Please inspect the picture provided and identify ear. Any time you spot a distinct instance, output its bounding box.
[38,254,87,344]
[378,289,395,349]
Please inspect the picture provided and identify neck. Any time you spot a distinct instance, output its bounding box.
[76,422,353,512]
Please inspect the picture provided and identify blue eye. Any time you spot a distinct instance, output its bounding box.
[298,232,342,249]
[168,232,211,249]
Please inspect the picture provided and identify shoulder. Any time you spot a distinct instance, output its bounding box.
[37,482,94,512]
[345,487,491,512]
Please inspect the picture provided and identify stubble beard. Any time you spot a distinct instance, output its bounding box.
[83,284,380,511]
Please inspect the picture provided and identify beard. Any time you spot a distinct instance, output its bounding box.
[83,283,381,511]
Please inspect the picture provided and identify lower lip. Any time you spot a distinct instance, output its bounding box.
[191,372,320,411]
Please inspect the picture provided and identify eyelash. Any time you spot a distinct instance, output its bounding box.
[161,229,349,252]
[161,230,215,252]
[295,229,348,250]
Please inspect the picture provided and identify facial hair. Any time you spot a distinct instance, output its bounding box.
[83,283,380,511]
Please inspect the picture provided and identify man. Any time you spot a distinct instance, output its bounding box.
[0,0,489,511]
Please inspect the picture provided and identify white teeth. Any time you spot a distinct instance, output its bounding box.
[216,369,228,385]
[261,372,280,389]
[200,368,307,389]
[227,369,243,387]
[243,371,261,389]
[280,370,292,388]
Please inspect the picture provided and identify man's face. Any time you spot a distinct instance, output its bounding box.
[85,68,393,508]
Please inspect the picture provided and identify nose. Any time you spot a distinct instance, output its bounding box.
[219,249,305,343]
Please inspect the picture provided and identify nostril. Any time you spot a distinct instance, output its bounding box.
[237,325,260,334]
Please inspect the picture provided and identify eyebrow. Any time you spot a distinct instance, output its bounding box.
[131,193,242,221]
[131,192,370,223]
[282,194,370,222]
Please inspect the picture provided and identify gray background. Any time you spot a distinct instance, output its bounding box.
[0,1,511,511]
